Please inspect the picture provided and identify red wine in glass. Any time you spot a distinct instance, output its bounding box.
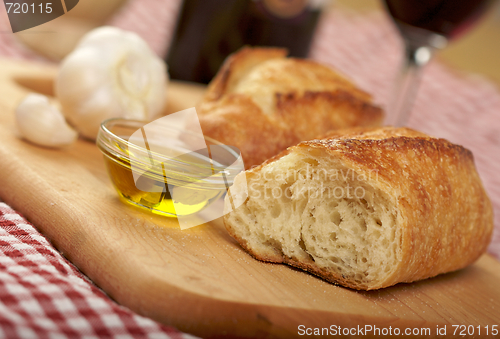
[385,0,495,39]
[383,0,496,126]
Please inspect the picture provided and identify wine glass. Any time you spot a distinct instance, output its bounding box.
[383,0,497,126]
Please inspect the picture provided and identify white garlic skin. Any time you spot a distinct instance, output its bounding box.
[15,94,78,148]
[56,26,168,140]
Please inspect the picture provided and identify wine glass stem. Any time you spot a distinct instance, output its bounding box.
[386,43,434,127]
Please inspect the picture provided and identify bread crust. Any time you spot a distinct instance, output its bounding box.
[197,47,384,169]
[224,127,494,290]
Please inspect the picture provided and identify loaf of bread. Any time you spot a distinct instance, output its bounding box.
[223,127,493,290]
[197,47,383,169]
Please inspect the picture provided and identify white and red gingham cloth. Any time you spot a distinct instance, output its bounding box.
[1,0,500,337]
[0,203,197,339]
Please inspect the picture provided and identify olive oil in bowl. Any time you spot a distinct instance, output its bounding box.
[97,118,242,219]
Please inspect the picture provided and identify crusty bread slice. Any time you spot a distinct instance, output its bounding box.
[223,127,493,290]
[197,47,383,169]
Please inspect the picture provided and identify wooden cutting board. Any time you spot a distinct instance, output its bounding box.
[1,58,499,339]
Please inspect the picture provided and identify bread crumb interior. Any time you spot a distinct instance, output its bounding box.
[229,150,400,288]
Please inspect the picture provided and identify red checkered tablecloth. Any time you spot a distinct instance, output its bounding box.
[0,203,197,339]
[0,0,499,338]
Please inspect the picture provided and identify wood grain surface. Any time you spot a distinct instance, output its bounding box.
[0,59,499,338]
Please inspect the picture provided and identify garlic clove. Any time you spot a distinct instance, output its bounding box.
[56,26,168,140]
[15,93,78,148]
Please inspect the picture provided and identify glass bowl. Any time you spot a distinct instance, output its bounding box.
[96,118,243,219]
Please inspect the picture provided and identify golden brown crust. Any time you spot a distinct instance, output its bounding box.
[224,126,494,290]
[276,90,382,141]
[198,95,297,169]
[303,127,491,288]
[203,46,288,102]
[197,47,384,169]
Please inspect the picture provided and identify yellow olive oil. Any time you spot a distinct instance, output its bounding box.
[102,148,223,217]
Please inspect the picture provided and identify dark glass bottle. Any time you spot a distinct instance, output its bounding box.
[166,0,323,84]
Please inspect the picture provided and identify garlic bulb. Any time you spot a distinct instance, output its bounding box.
[56,26,168,139]
[16,94,78,148]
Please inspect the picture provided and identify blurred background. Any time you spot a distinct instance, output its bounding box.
[2,0,499,86]
[337,0,500,86]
